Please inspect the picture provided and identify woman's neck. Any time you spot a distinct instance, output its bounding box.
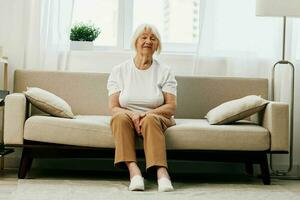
[134,54,153,70]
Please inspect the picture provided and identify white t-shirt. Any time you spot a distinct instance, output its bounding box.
[107,58,177,113]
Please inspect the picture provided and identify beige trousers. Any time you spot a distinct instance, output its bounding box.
[110,113,175,170]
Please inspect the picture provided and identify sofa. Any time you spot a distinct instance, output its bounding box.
[3,70,289,184]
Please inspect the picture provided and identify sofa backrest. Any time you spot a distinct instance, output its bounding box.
[14,70,111,116]
[14,70,268,118]
[176,76,268,118]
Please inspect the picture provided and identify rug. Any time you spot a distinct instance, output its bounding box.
[10,179,300,200]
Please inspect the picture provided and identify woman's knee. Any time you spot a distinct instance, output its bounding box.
[141,114,163,135]
[110,113,132,127]
[142,114,160,126]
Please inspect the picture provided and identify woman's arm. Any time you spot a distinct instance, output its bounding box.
[109,92,144,134]
[145,92,177,119]
[108,92,134,117]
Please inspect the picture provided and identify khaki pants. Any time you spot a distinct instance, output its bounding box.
[110,113,175,170]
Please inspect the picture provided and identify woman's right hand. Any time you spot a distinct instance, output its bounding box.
[130,113,144,135]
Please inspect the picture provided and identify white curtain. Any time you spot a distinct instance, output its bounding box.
[194,0,280,75]
[193,0,298,102]
[0,0,74,90]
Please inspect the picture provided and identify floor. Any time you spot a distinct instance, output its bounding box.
[0,169,300,200]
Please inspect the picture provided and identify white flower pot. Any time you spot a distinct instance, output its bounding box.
[70,41,94,50]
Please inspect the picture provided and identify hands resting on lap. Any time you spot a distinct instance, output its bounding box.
[130,112,147,135]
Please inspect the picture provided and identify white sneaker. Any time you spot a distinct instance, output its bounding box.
[129,175,145,191]
[158,177,174,192]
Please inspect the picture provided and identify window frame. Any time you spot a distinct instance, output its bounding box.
[72,0,201,54]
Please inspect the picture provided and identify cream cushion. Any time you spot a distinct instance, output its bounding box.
[24,87,74,118]
[23,116,270,151]
[205,95,269,125]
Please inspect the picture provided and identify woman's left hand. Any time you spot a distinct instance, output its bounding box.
[138,112,147,132]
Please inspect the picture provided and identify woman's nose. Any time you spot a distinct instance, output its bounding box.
[145,38,152,43]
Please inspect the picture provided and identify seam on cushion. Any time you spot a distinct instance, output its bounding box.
[24,124,111,138]
[166,131,269,138]
[25,120,110,132]
[170,125,269,132]
[168,129,269,135]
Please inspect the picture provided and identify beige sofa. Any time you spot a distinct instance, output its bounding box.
[3,70,289,184]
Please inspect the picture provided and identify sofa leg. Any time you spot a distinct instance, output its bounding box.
[18,148,33,179]
[259,154,270,185]
[245,162,253,176]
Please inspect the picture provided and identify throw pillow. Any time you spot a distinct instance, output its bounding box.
[24,87,74,118]
[205,95,269,125]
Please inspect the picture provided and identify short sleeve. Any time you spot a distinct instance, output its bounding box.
[161,68,177,96]
[107,66,122,96]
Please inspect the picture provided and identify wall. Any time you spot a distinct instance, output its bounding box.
[66,50,195,75]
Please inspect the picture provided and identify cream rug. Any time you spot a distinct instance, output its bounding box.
[10,179,300,200]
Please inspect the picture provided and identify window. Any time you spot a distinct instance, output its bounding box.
[133,0,200,44]
[72,0,201,52]
[211,0,280,58]
[72,0,119,46]
[294,19,300,60]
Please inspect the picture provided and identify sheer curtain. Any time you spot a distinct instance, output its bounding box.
[194,0,282,77]
[25,0,74,70]
[193,0,300,103]
[0,0,73,90]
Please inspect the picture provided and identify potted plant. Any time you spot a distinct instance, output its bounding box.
[70,23,101,50]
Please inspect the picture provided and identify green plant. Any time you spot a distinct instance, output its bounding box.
[70,23,101,42]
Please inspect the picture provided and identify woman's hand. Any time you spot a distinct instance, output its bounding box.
[138,113,146,128]
[131,112,147,135]
[131,113,141,134]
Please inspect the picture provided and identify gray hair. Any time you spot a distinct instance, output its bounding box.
[131,24,162,54]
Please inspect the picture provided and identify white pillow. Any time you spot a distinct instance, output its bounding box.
[24,87,74,118]
[205,95,269,125]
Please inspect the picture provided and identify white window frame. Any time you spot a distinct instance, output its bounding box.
[74,0,200,54]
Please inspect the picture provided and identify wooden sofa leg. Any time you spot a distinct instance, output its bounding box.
[245,162,254,176]
[18,148,33,179]
[259,154,270,185]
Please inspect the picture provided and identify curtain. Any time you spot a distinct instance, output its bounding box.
[193,0,299,101]
[0,0,74,90]
[194,0,280,75]
[26,0,74,70]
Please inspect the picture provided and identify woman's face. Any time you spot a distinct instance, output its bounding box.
[136,28,159,56]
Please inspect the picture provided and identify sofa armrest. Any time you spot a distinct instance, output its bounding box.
[4,93,27,145]
[262,102,289,152]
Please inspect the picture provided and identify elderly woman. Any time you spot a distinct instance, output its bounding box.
[107,24,177,192]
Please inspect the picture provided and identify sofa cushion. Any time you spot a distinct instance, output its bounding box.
[24,115,114,148]
[24,115,270,151]
[205,95,269,125]
[167,119,270,151]
[24,87,74,118]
